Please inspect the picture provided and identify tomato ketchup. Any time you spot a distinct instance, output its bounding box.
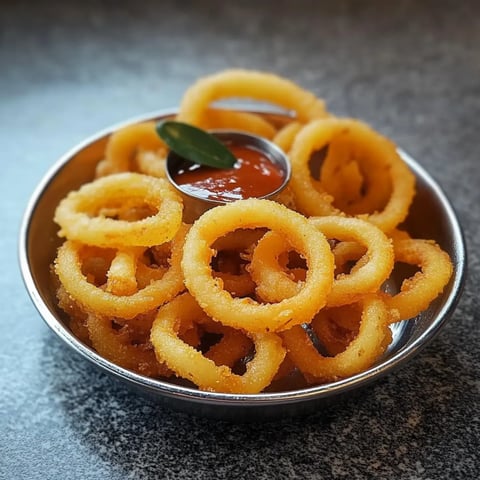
[173,143,285,202]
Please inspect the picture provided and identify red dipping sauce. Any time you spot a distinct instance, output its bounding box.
[173,144,285,202]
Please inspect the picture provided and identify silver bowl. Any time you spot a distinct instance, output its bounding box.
[19,109,467,420]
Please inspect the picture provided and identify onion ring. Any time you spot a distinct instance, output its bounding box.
[250,216,394,307]
[319,135,391,215]
[281,295,391,382]
[384,238,453,321]
[213,269,256,299]
[105,247,143,296]
[177,69,327,126]
[310,216,394,306]
[150,293,285,393]
[96,121,167,177]
[181,199,334,332]
[54,224,188,319]
[289,118,416,232]
[54,173,183,248]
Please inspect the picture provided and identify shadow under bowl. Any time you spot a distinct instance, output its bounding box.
[19,109,467,421]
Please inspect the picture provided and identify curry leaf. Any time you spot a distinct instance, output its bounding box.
[156,120,237,168]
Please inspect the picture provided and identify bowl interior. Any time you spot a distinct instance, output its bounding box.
[19,111,466,419]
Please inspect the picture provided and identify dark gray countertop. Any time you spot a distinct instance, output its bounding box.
[1,1,479,478]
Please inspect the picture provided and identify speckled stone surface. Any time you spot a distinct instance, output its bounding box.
[1,0,479,478]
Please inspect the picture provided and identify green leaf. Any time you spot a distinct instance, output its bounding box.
[156,120,237,169]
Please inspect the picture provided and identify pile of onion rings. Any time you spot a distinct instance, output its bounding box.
[52,69,453,393]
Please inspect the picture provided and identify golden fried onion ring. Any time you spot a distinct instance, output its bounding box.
[282,295,391,382]
[54,173,183,248]
[250,216,394,307]
[96,121,167,177]
[177,69,327,126]
[150,293,285,393]
[289,118,416,232]
[311,216,394,306]
[54,225,188,319]
[181,199,334,333]
[384,238,453,321]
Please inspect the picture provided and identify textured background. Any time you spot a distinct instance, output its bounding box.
[1,1,479,478]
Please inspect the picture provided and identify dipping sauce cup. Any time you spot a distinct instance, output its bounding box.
[166,131,291,218]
